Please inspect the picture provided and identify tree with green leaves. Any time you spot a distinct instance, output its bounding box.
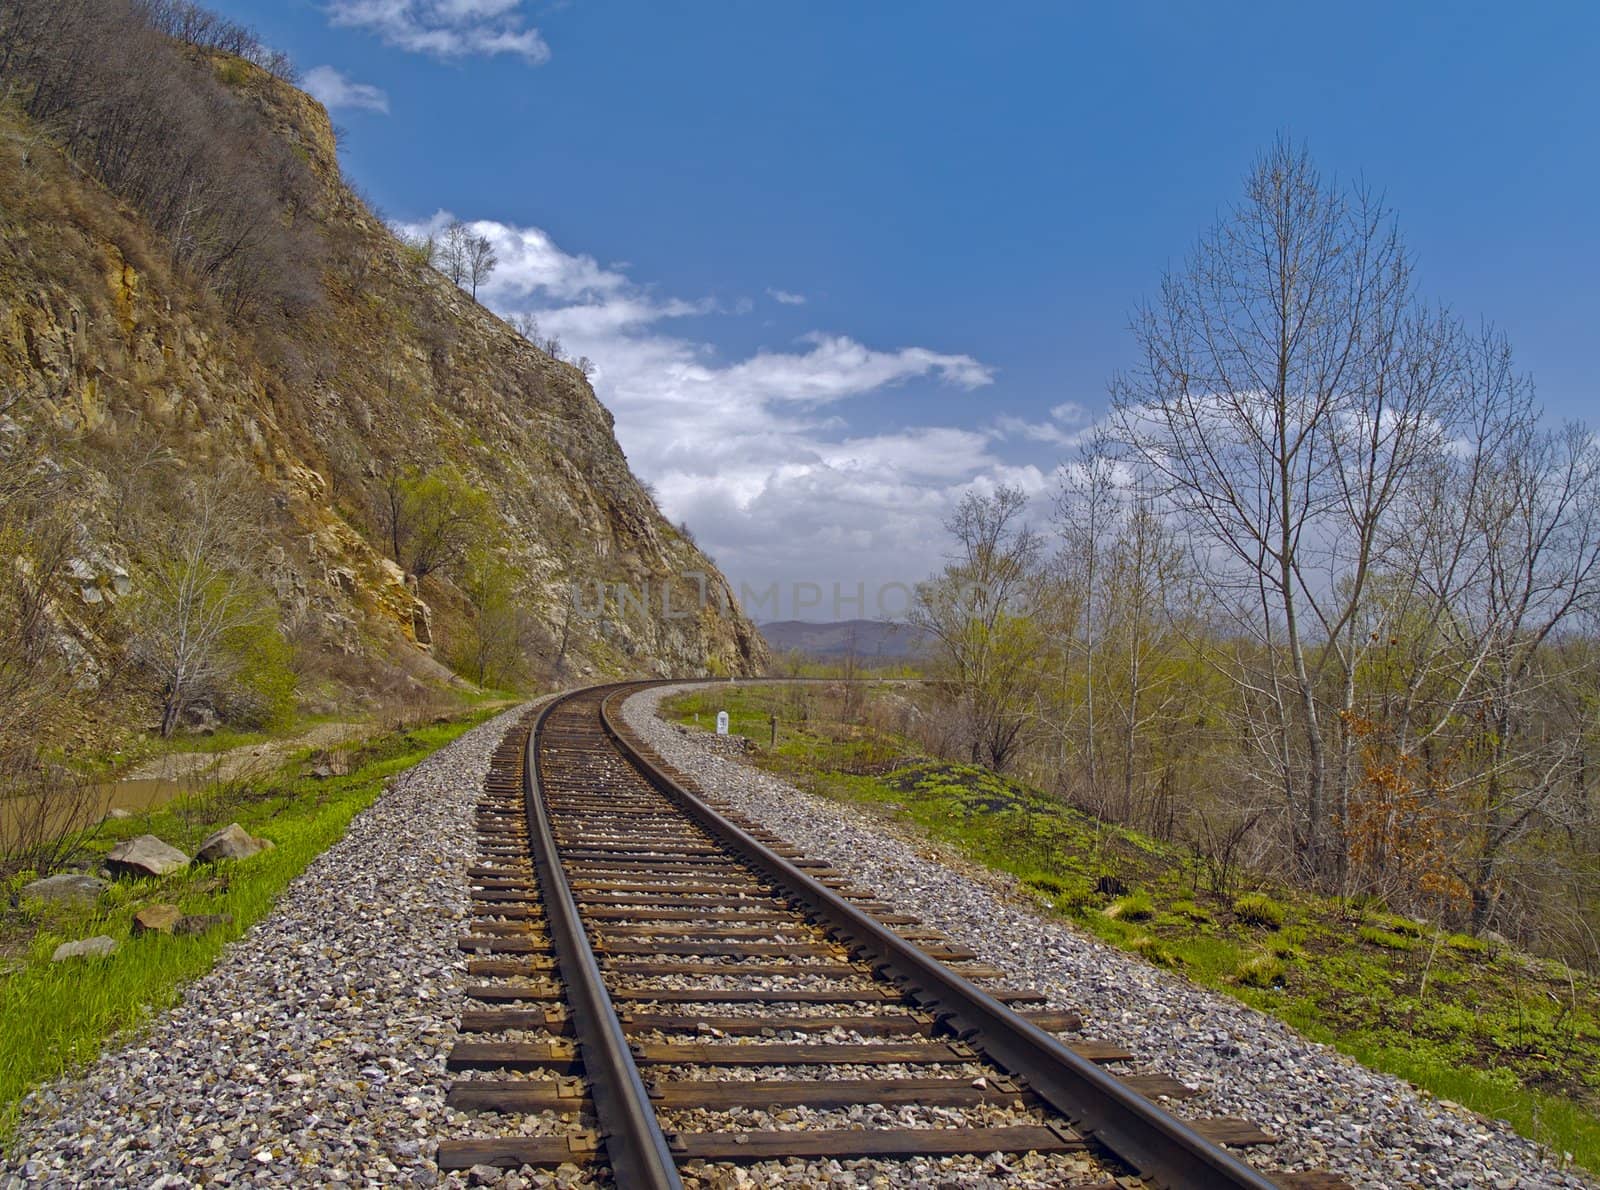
[913,485,1047,771]
[378,463,492,581]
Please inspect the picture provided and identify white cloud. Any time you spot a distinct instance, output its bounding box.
[995,400,1097,448]
[326,0,550,63]
[398,210,1061,611]
[302,65,390,113]
[767,288,806,306]
[1050,401,1091,425]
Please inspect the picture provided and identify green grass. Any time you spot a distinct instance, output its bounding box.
[1232,892,1287,929]
[1104,890,1155,921]
[0,707,499,1142]
[663,683,1600,1174]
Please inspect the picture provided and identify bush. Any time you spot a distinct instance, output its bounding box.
[216,617,296,729]
[1268,934,1300,959]
[1232,892,1286,929]
[1372,912,1425,937]
[0,0,321,319]
[1170,898,1212,923]
[1129,934,1179,967]
[1359,925,1417,951]
[1236,954,1287,988]
[1103,890,1155,921]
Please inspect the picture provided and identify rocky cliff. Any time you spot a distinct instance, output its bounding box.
[0,50,765,724]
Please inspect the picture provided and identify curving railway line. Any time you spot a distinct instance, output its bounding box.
[436,682,1348,1188]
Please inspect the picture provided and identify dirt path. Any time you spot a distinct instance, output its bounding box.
[118,722,369,785]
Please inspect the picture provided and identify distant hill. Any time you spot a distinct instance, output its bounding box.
[759,620,931,660]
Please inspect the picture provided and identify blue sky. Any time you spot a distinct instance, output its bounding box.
[218,1,1597,616]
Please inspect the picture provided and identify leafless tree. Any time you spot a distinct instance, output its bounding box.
[466,233,497,299]
[1,0,320,318]
[1108,138,1465,884]
[128,473,273,737]
[438,220,472,287]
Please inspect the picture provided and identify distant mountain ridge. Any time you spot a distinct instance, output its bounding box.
[759,619,930,659]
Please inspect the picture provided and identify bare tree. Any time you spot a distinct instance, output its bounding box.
[1,0,320,317]
[1109,138,1464,884]
[466,233,497,299]
[438,220,472,287]
[128,473,273,737]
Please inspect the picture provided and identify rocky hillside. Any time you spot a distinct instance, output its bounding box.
[0,39,765,735]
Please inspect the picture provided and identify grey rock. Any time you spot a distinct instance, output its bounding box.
[195,823,272,863]
[105,834,189,879]
[51,935,118,961]
[173,913,233,937]
[21,873,108,906]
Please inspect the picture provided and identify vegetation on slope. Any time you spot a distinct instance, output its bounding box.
[0,0,763,873]
[666,683,1600,1172]
[0,705,500,1139]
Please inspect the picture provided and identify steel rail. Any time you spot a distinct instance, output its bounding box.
[598,684,1285,1190]
[523,687,684,1190]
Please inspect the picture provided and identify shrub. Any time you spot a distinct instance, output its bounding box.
[216,617,296,730]
[1235,954,1286,988]
[1268,934,1300,959]
[1372,913,1425,937]
[1129,934,1179,967]
[1359,925,1417,951]
[1103,890,1155,921]
[1170,898,1213,923]
[1232,893,1286,929]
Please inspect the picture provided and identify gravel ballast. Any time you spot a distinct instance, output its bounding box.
[1,705,535,1190]
[625,684,1594,1190]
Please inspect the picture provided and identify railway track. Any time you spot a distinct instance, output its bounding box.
[437,682,1347,1187]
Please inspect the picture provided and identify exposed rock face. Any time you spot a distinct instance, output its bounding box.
[51,936,118,961]
[195,823,272,863]
[132,904,184,935]
[21,873,107,906]
[105,835,190,879]
[0,52,766,713]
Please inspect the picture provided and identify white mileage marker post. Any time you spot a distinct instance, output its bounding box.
[716,711,729,735]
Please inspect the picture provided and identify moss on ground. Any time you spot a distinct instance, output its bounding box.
[665,684,1600,1173]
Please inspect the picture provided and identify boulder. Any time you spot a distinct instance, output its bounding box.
[195,823,272,863]
[52,935,118,961]
[105,834,190,879]
[21,873,108,906]
[132,904,184,935]
[173,913,233,936]
[105,807,134,821]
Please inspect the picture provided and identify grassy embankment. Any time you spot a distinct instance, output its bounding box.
[665,684,1600,1173]
[0,704,504,1141]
